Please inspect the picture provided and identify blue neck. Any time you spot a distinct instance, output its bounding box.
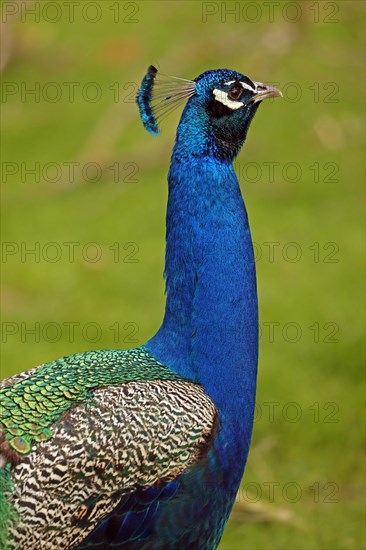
[147,101,258,428]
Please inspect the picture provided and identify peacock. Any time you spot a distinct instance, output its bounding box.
[0,66,282,549]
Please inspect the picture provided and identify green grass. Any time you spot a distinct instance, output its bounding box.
[1,1,365,548]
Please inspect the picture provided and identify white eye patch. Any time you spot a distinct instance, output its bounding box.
[240,81,256,92]
[212,89,244,110]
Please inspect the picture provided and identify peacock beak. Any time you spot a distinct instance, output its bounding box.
[252,82,283,103]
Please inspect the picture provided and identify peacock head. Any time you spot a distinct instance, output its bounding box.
[137,66,282,158]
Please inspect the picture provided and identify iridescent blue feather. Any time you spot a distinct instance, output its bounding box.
[0,66,282,550]
[137,65,196,136]
[136,65,159,135]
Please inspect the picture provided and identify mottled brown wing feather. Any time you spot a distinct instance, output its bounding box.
[4,380,217,549]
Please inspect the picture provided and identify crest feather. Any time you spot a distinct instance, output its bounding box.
[137,65,196,135]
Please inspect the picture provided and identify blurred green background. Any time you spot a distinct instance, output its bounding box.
[1,1,364,549]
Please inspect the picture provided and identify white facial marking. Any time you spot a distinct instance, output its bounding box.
[213,89,244,110]
[224,80,236,86]
[240,81,256,92]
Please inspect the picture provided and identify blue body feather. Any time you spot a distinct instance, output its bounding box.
[79,68,270,548]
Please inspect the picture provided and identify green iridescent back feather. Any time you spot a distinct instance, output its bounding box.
[0,346,181,455]
[1,356,216,549]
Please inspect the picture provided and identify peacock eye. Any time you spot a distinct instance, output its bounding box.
[228,86,244,101]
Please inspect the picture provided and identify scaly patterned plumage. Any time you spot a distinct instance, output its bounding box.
[0,66,281,549]
[0,348,182,456]
[1,352,216,548]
